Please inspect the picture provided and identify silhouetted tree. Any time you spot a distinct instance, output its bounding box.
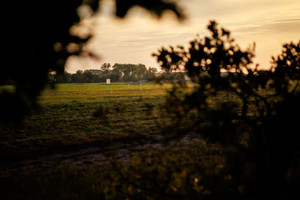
[153,21,300,199]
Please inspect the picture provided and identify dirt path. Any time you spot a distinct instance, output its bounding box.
[0,133,202,177]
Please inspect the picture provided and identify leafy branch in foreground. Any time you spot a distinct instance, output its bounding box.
[152,20,300,199]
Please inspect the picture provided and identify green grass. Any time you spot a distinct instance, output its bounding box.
[40,83,171,104]
[0,81,283,159]
[0,83,171,158]
[0,82,276,158]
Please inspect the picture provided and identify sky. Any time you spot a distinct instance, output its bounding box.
[66,0,300,73]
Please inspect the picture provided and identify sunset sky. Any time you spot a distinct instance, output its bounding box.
[66,0,300,73]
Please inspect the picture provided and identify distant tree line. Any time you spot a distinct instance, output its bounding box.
[49,63,158,83]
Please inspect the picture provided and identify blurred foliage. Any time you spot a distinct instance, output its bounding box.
[153,20,300,199]
[115,0,184,19]
[1,0,183,123]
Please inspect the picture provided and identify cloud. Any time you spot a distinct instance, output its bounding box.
[262,19,300,33]
[222,17,299,68]
[66,0,300,73]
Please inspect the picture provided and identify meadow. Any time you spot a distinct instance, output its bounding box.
[1,82,298,199]
[0,83,173,160]
[1,82,222,199]
[0,81,270,161]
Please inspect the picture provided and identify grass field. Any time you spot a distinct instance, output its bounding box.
[1,82,298,199]
[40,83,172,104]
[0,82,265,159]
[0,81,224,199]
[1,81,287,160]
[1,82,219,199]
[0,83,173,159]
